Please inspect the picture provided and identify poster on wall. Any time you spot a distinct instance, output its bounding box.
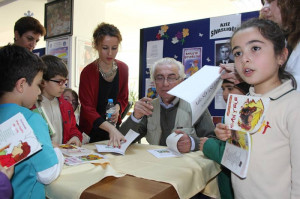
[146,40,163,68]
[215,39,234,66]
[145,78,157,99]
[182,47,202,78]
[46,37,71,84]
[210,13,241,40]
[75,37,97,87]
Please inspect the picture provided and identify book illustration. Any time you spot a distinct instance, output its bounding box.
[148,132,183,158]
[64,153,107,166]
[222,94,270,178]
[221,130,251,178]
[95,129,139,155]
[226,94,270,134]
[59,144,93,157]
[0,113,42,168]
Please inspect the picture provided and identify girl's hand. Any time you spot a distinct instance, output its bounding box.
[215,123,232,141]
[199,137,209,151]
[107,126,126,148]
[219,63,242,84]
[66,136,82,147]
[0,165,14,179]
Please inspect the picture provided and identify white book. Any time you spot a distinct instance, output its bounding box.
[168,65,222,125]
[221,94,270,178]
[64,153,106,166]
[59,144,93,157]
[95,129,139,155]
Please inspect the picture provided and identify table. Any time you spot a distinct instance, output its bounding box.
[46,143,221,199]
[81,175,179,199]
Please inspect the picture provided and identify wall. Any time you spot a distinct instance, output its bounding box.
[0,0,261,93]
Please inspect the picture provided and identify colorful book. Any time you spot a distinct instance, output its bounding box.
[0,113,42,168]
[221,94,270,178]
[64,153,106,166]
[59,144,93,157]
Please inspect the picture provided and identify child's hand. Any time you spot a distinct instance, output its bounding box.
[215,123,231,141]
[66,136,82,147]
[199,137,209,151]
[219,63,242,84]
[0,165,14,179]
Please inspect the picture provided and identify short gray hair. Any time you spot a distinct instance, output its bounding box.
[150,57,186,81]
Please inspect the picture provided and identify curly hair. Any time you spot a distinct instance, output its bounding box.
[92,22,122,49]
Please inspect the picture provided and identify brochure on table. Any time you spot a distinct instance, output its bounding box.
[95,129,139,155]
[148,132,183,158]
[168,65,222,125]
[0,113,42,168]
[221,94,270,178]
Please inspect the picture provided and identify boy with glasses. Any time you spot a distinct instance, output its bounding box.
[34,55,82,146]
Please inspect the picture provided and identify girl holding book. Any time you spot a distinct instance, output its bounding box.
[214,18,300,198]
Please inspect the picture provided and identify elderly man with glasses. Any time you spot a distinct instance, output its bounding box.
[120,57,214,153]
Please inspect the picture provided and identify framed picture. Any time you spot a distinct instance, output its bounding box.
[75,37,97,87]
[44,0,73,39]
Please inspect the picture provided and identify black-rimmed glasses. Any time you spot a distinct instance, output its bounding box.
[49,79,68,86]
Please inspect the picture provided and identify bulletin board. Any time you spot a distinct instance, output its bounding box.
[139,11,259,121]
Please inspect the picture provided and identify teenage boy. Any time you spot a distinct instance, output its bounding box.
[36,55,82,146]
[0,45,64,199]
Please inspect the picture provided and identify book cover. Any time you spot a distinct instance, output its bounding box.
[59,144,93,157]
[221,94,270,178]
[64,153,106,166]
[0,113,42,168]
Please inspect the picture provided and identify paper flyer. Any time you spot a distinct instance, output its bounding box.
[167,65,222,125]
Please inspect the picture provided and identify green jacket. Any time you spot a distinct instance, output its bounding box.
[203,138,234,199]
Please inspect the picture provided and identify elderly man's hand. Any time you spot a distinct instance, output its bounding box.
[175,130,191,153]
[133,97,153,119]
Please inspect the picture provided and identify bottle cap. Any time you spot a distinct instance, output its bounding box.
[108,99,113,103]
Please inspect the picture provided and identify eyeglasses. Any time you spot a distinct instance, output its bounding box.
[154,75,180,84]
[49,79,68,86]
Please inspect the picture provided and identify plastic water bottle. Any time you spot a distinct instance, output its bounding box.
[106,99,116,126]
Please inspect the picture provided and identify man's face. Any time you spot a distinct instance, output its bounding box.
[14,30,41,52]
[154,63,182,104]
[220,47,230,60]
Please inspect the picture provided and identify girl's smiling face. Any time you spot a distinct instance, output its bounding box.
[231,27,285,94]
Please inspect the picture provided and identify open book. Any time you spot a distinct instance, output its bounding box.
[0,113,42,168]
[221,94,270,178]
[95,129,139,155]
[148,132,183,158]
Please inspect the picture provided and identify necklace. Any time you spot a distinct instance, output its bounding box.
[97,60,118,79]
